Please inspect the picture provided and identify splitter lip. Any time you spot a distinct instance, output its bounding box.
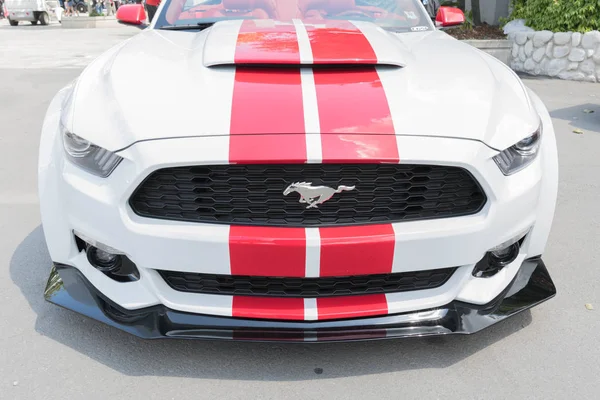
[44,257,556,342]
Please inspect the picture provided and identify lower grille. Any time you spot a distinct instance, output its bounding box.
[158,268,457,298]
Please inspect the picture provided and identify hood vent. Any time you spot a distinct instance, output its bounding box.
[208,62,403,69]
[202,20,409,68]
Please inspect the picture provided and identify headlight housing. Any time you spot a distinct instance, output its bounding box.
[62,124,122,177]
[493,124,542,175]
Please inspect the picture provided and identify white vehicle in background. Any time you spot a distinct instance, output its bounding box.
[4,0,62,26]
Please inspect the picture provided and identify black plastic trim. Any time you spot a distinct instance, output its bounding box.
[157,267,457,298]
[472,236,527,278]
[127,163,488,228]
[44,258,556,342]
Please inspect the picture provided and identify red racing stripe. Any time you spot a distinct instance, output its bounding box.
[229,68,307,163]
[319,224,395,277]
[306,20,377,64]
[234,20,301,64]
[229,20,306,163]
[232,296,305,320]
[228,24,308,285]
[229,226,306,277]
[317,294,388,320]
[313,67,398,163]
[320,132,399,163]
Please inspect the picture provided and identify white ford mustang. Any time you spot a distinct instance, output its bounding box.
[39,0,558,341]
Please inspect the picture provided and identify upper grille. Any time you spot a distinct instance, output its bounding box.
[158,268,457,298]
[129,164,486,227]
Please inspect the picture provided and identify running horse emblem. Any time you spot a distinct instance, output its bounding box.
[283,182,356,209]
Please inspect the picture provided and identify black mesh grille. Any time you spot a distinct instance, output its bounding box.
[129,164,486,227]
[158,268,457,298]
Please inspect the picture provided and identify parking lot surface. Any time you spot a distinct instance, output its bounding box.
[1,21,599,400]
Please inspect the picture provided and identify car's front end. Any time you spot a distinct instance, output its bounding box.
[39,0,558,342]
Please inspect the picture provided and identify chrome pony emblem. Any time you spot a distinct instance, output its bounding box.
[283,182,356,209]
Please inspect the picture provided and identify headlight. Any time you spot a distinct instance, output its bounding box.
[62,125,122,177]
[493,124,542,175]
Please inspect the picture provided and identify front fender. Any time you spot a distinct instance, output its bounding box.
[38,84,74,261]
[524,87,559,257]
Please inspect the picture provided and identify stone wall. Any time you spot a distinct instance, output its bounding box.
[508,30,600,82]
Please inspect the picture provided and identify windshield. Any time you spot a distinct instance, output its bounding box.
[153,0,434,32]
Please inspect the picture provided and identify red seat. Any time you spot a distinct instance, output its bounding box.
[275,0,304,20]
[300,0,356,19]
[203,0,278,19]
[178,5,221,21]
[299,0,393,20]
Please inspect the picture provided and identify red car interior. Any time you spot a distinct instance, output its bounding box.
[204,0,279,19]
[299,0,390,20]
[179,0,278,20]
[175,0,416,22]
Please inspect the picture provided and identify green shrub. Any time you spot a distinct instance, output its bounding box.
[462,9,474,31]
[507,0,600,32]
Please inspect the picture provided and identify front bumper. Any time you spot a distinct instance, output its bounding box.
[39,132,555,315]
[45,257,555,342]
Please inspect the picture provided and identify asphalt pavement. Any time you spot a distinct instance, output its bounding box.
[1,20,599,400]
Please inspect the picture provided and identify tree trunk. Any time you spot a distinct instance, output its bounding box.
[471,0,481,26]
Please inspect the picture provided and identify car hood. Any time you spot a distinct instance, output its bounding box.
[64,20,538,152]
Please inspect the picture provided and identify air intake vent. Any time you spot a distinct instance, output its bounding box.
[158,268,458,297]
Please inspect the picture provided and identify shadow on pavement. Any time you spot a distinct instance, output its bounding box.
[550,104,600,134]
[11,226,532,380]
[0,22,60,30]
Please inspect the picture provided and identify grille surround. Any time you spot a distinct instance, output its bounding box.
[129,164,487,227]
[158,268,458,298]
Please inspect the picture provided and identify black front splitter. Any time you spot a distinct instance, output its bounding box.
[44,258,556,342]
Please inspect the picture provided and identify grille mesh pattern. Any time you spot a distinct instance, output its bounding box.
[158,268,457,298]
[129,164,486,227]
